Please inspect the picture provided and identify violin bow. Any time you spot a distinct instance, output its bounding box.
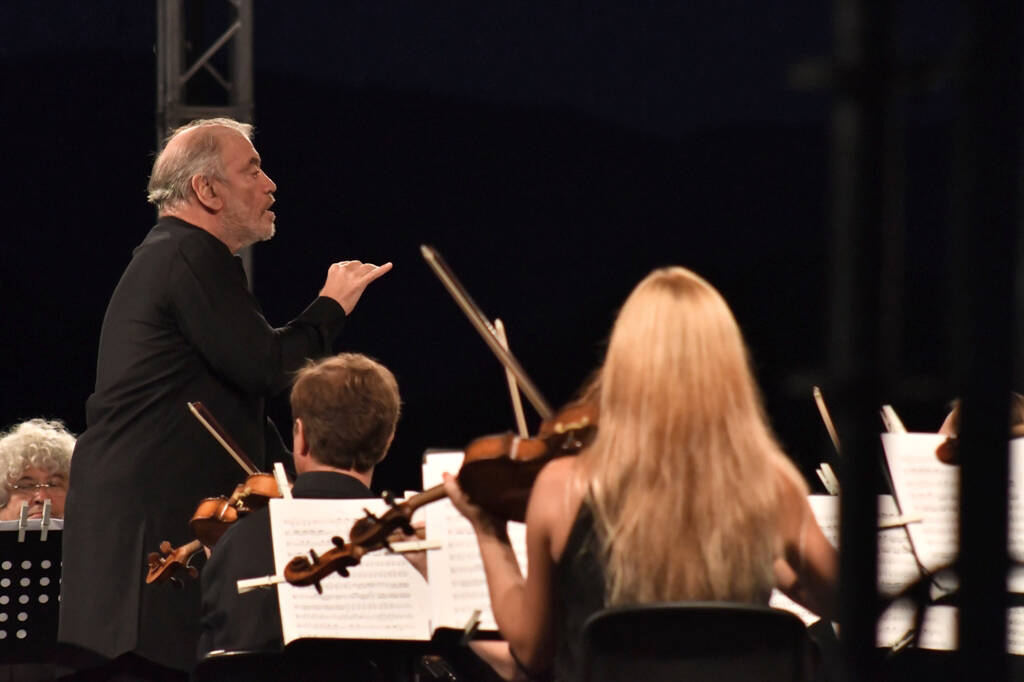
[187,401,260,476]
[421,245,554,420]
[494,318,529,438]
[812,386,842,456]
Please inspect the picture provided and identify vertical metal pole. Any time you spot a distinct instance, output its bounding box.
[232,0,254,120]
[829,1,894,679]
[156,0,185,145]
[952,2,1020,678]
[155,0,255,287]
[232,0,255,282]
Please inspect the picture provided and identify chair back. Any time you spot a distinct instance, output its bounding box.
[578,602,814,682]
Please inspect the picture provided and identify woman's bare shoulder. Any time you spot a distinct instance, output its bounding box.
[528,456,587,558]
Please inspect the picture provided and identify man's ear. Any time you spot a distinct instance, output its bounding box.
[293,418,310,458]
[191,174,223,211]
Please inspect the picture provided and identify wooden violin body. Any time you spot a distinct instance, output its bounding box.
[190,473,281,546]
[457,401,597,521]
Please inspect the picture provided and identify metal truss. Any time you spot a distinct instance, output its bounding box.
[155,0,255,281]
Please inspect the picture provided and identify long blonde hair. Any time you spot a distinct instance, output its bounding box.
[580,267,803,605]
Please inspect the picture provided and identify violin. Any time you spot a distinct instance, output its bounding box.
[146,404,286,586]
[283,401,596,591]
[190,472,281,546]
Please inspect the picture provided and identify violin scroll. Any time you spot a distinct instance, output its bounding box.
[283,536,362,593]
[146,539,202,587]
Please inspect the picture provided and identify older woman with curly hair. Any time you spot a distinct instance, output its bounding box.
[0,418,75,520]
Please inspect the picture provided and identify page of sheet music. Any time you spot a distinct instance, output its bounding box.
[422,451,528,632]
[881,433,959,574]
[269,498,430,644]
[876,604,1024,655]
[883,434,1024,592]
[1010,440,1024,565]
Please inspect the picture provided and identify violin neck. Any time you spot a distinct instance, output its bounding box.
[404,483,448,512]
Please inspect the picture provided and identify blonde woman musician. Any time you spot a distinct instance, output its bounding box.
[445,266,837,681]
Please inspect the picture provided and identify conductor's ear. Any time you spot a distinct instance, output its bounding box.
[191,175,222,211]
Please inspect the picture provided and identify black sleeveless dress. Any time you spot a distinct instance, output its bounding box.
[552,500,606,682]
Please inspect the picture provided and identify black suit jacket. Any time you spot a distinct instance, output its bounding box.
[198,471,373,658]
[59,217,346,671]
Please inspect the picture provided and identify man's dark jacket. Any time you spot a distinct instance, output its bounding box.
[59,217,346,671]
[198,471,372,657]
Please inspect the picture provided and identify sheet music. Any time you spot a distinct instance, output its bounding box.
[883,433,1024,592]
[1010,440,1024,566]
[1010,606,1024,656]
[876,495,925,597]
[875,604,1024,655]
[881,433,959,575]
[269,498,430,644]
[422,451,528,632]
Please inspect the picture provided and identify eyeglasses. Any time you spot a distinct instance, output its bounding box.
[8,480,66,495]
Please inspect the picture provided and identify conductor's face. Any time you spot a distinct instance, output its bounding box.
[214,130,278,248]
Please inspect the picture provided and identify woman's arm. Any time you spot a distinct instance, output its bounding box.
[444,460,567,672]
[773,474,838,621]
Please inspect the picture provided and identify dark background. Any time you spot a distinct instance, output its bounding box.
[1,2,965,494]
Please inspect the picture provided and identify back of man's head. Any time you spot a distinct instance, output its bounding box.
[290,353,401,472]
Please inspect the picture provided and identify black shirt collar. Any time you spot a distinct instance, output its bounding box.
[291,470,373,499]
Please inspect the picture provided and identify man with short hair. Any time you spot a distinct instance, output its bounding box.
[59,118,392,678]
[198,352,400,660]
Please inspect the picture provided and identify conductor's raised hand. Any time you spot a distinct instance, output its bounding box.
[319,260,393,314]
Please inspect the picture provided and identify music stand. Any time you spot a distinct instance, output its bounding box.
[0,503,63,664]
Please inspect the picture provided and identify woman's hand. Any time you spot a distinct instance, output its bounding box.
[443,472,507,539]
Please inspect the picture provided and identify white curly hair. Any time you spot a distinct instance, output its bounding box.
[0,419,75,509]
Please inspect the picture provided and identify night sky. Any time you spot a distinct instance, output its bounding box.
[2,2,964,494]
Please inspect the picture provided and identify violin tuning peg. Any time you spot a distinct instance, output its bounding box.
[338,566,350,578]
[401,521,415,536]
[310,549,320,563]
[362,508,379,521]
[313,580,323,595]
[382,490,398,507]
[331,536,345,549]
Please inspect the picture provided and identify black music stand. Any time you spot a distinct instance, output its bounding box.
[0,511,62,665]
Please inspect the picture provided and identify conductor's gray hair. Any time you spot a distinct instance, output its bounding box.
[146,118,255,212]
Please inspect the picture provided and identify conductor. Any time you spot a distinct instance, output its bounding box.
[58,118,391,679]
